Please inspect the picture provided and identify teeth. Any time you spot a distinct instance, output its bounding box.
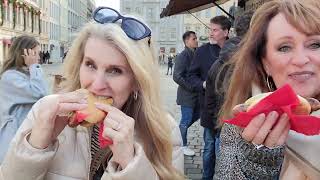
[97,96,110,100]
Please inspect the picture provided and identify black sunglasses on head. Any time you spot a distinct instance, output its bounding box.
[93,7,152,41]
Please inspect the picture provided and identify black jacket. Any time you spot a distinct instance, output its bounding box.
[173,47,198,107]
[188,43,221,126]
[204,37,242,130]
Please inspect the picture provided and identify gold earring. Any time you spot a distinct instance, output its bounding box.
[266,76,273,91]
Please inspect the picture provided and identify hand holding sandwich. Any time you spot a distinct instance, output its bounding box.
[96,103,135,169]
[233,105,290,148]
[28,89,88,149]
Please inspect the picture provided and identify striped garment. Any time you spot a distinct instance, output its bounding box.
[89,125,112,180]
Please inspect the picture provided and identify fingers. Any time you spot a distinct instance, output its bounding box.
[241,113,265,142]
[58,102,88,114]
[58,89,88,103]
[252,111,279,145]
[104,116,121,131]
[264,113,289,146]
[276,122,290,146]
[232,104,248,117]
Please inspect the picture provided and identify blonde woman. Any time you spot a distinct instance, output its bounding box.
[214,0,320,179]
[0,7,184,180]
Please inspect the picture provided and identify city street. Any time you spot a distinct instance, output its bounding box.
[42,63,204,180]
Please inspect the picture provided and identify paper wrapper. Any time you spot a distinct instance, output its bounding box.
[75,111,113,148]
[224,84,320,135]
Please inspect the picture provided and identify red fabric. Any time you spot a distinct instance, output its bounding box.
[74,112,113,148]
[224,84,320,135]
[74,112,87,123]
[99,122,113,148]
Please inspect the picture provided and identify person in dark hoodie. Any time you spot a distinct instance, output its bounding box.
[204,10,254,178]
[173,31,199,156]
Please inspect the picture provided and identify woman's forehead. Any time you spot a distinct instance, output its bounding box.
[84,37,129,67]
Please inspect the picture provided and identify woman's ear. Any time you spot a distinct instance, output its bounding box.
[224,29,229,38]
[262,57,270,75]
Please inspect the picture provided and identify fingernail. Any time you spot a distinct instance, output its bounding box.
[258,113,265,118]
[281,113,288,119]
[240,104,249,111]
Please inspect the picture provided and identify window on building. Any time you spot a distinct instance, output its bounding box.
[125,7,131,13]
[147,8,154,19]
[135,7,141,14]
[170,32,176,40]
[185,24,191,31]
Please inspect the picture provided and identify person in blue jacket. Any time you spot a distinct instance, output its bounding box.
[0,35,48,163]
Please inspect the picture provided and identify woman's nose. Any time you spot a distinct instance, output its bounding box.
[291,48,310,66]
[91,73,107,91]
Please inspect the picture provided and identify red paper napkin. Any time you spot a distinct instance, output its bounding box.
[224,84,320,135]
[75,111,113,148]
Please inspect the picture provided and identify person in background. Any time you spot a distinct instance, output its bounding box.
[0,7,184,180]
[0,35,48,164]
[45,51,50,64]
[166,53,175,75]
[205,10,253,179]
[173,31,199,156]
[188,15,231,180]
[214,0,320,179]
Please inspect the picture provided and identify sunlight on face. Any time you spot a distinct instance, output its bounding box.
[79,37,136,109]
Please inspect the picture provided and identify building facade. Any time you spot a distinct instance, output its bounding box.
[0,0,95,66]
[120,0,238,58]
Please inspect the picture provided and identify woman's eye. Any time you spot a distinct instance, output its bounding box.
[85,61,96,70]
[107,68,122,75]
[309,42,320,50]
[278,45,291,52]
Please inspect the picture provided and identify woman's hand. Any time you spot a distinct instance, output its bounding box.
[232,104,291,148]
[95,103,135,169]
[28,89,88,149]
[22,48,39,66]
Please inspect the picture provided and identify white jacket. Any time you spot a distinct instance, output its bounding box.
[0,99,184,180]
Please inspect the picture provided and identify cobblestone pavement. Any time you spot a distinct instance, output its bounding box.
[42,63,204,180]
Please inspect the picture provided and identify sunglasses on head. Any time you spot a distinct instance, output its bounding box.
[93,7,152,41]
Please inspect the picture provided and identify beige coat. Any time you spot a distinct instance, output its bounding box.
[0,99,184,180]
[280,130,320,180]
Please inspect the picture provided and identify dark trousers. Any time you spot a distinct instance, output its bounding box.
[202,128,220,180]
[166,65,173,75]
[179,105,200,146]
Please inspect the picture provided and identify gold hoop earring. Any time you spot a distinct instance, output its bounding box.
[266,76,273,91]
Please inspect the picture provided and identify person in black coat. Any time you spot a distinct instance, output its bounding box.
[166,53,175,75]
[188,16,231,180]
[205,10,254,178]
[173,31,199,156]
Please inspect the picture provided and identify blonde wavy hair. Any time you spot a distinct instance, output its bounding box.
[62,21,183,179]
[220,0,320,121]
